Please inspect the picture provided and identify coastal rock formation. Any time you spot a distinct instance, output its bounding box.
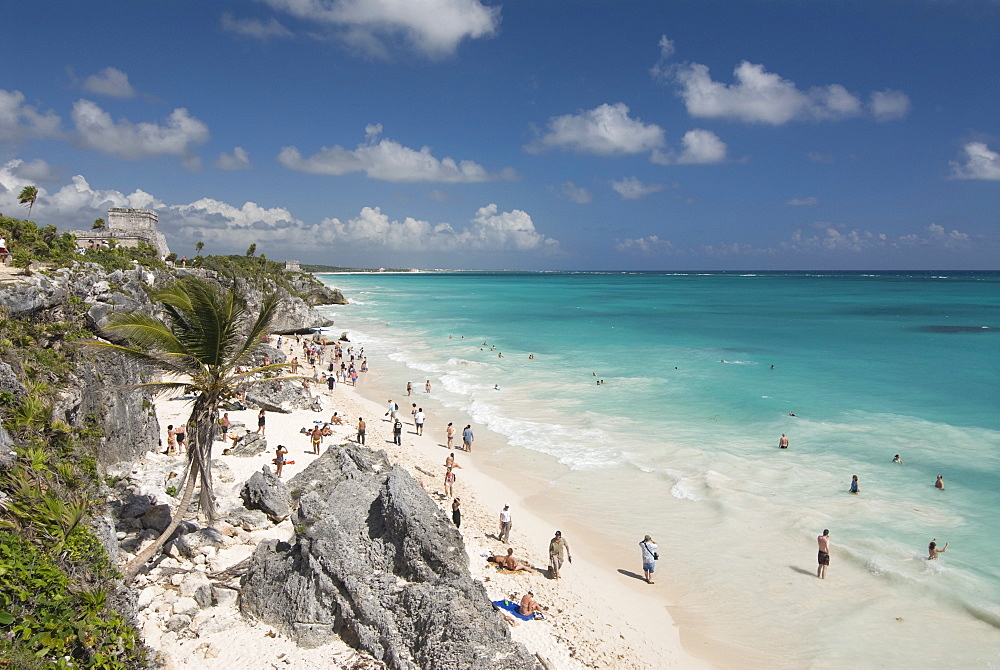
[230,432,268,457]
[240,446,540,670]
[239,465,292,522]
[287,273,348,306]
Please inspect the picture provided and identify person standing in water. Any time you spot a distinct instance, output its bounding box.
[892,454,904,464]
[779,434,789,449]
[935,475,945,489]
[849,475,860,494]
[817,529,830,579]
[928,538,949,559]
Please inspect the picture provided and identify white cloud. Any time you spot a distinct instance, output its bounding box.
[0,89,62,142]
[82,67,136,98]
[807,151,835,164]
[221,13,293,39]
[215,146,252,170]
[615,235,673,254]
[949,141,1000,181]
[869,89,911,122]
[672,61,862,124]
[654,37,907,126]
[2,157,58,183]
[527,103,665,156]
[257,0,500,58]
[610,176,664,200]
[651,129,728,165]
[787,196,818,206]
[71,99,210,160]
[279,125,515,182]
[559,181,592,204]
[300,203,557,252]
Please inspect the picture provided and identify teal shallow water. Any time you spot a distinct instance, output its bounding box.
[318,271,1000,668]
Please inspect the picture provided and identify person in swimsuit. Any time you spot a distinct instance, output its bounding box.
[444,467,456,497]
[310,425,322,454]
[779,434,789,449]
[165,425,176,455]
[256,409,266,435]
[219,413,230,441]
[357,417,366,445]
[928,539,949,560]
[446,422,455,448]
[451,497,461,528]
[817,529,830,579]
[935,475,945,489]
[892,454,903,464]
[849,475,860,494]
[174,423,186,455]
[275,444,288,478]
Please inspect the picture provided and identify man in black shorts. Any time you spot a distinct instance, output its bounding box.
[817,529,830,579]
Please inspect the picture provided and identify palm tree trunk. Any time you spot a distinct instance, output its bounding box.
[122,464,198,581]
[189,395,219,522]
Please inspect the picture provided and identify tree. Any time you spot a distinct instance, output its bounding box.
[18,186,38,219]
[84,277,284,579]
[195,241,204,255]
[245,243,256,257]
[92,218,105,229]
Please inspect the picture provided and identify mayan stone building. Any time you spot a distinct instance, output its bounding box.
[71,208,171,258]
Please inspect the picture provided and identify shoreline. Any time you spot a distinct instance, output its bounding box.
[142,334,710,669]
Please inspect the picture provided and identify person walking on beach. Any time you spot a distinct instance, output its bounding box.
[640,535,658,584]
[393,419,403,445]
[817,529,830,579]
[357,417,366,445]
[779,434,789,449]
[425,380,431,393]
[452,497,462,528]
[411,403,418,425]
[499,505,512,543]
[256,409,266,435]
[219,413,230,442]
[414,408,425,436]
[386,400,397,421]
[548,530,572,579]
[446,422,455,449]
[849,475,860,494]
[928,538,949,560]
[462,425,474,452]
[935,474,945,489]
[444,467,456,497]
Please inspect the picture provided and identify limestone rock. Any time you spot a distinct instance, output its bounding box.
[180,571,214,609]
[240,466,292,523]
[165,614,192,632]
[231,432,267,457]
[240,446,540,670]
[141,504,173,532]
[174,527,229,558]
[223,508,270,532]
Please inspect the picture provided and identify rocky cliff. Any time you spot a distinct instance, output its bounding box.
[240,446,541,670]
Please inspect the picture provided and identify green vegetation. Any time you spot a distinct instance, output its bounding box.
[84,277,283,578]
[0,216,166,274]
[18,185,38,219]
[0,307,147,668]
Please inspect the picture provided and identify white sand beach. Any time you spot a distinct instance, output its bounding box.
[134,335,713,669]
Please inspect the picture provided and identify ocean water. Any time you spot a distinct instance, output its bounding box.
[316,271,1000,669]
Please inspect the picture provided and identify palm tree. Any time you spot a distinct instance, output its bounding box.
[195,241,204,255]
[18,185,38,219]
[92,218,105,229]
[84,277,286,579]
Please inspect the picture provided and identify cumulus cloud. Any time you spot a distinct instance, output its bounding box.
[279,124,515,183]
[221,12,293,39]
[610,177,664,200]
[0,89,62,142]
[215,146,252,170]
[869,89,911,122]
[526,103,665,156]
[651,129,727,165]
[257,0,500,58]
[653,36,907,125]
[615,235,673,254]
[71,99,210,161]
[82,67,136,98]
[949,141,1000,181]
[559,181,592,204]
[1,157,59,183]
[787,196,818,206]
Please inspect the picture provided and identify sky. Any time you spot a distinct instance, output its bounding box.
[0,0,997,271]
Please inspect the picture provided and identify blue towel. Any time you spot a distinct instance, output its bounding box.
[492,599,535,621]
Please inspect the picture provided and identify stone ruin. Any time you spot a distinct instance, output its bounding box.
[70,207,171,258]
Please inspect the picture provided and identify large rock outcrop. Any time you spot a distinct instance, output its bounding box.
[239,465,292,522]
[240,446,540,670]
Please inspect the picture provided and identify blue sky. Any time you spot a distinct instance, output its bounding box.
[0,0,997,270]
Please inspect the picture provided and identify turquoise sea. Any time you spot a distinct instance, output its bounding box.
[317,271,1000,669]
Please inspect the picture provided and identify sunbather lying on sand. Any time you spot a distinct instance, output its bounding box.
[488,548,532,572]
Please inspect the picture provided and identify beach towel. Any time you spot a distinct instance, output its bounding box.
[492,599,535,622]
